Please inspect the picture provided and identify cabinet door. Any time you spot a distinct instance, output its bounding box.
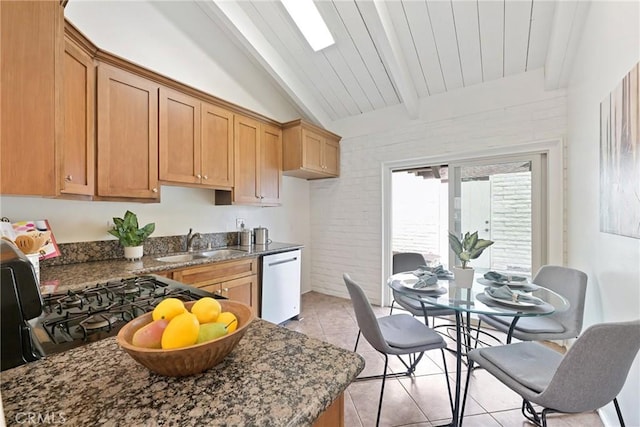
[159,88,201,184]
[322,139,340,177]
[301,128,325,174]
[220,275,258,316]
[233,115,261,204]
[96,64,159,200]
[61,38,95,196]
[260,124,282,206]
[201,103,233,188]
[1,1,63,196]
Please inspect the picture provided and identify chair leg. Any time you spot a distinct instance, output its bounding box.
[521,399,543,427]
[460,359,474,423]
[354,330,361,352]
[376,354,389,427]
[389,300,395,315]
[441,349,454,417]
[613,397,626,427]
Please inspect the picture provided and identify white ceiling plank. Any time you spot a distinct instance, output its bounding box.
[234,1,339,120]
[362,0,419,118]
[504,0,532,76]
[332,0,400,107]
[248,1,358,118]
[402,1,447,95]
[316,1,387,111]
[385,1,429,98]
[321,49,374,115]
[451,0,483,88]
[478,0,505,82]
[199,1,332,126]
[545,0,590,89]
[425,0,464,91]
[527,0,555,71]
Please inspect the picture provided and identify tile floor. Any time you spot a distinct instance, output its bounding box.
[284,291,603,427]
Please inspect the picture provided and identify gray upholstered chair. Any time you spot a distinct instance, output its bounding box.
[344,274,452,427]
[390,252,455,325]
[478,265,588,343]
[462,319,640,427]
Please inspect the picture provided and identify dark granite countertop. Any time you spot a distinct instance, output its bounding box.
[0,319,364,426]
[40,242,303,291]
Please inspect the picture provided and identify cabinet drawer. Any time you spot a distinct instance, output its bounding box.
[172,257,257,288]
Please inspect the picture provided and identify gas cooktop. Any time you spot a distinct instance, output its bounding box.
[33,275,218,356]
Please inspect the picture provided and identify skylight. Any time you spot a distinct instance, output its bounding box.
[280,0,334,52]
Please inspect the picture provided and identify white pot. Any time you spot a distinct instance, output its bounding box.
[453,267,475,288]
[124,245,144,261]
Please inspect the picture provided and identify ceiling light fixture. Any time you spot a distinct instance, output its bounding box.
[280,0,334,52]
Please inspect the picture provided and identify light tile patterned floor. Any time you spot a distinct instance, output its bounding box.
[284,291,604,427]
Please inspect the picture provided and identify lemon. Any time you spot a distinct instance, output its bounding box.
[216,311,238,333]
[161,312,200,349]
[191,297,222,324]
[152,298,187,321]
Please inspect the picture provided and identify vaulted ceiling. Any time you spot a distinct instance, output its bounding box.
[189,1,589,128]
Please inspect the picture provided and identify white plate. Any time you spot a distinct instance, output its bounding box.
[402,277,440,292]
[477,278,530,288]
[484,290,537,307]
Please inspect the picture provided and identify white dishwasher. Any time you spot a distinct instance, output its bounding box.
[261,249,301,325]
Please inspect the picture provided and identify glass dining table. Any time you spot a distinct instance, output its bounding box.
[387,272,569,427]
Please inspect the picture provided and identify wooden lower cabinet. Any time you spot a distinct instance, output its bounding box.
[313,393,344,427]
[170,257,258,316]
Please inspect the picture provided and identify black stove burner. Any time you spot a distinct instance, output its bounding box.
[34,275,219,356]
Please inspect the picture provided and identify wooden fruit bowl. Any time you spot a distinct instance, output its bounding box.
[117,300,254,377]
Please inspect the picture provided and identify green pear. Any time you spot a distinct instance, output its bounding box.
[196,322,228,344]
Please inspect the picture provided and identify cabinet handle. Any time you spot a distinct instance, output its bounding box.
[196,174,201,179]
[203,175,208,180]
[65,175,73,182]
[152,188,158,193]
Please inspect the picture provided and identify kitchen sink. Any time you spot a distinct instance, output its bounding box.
[155,248,246,263]
[155,253,208,263]
[196,249,246,258]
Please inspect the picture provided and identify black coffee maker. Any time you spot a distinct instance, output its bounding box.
[1,239,44,371]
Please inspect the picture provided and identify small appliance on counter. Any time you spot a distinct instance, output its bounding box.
[0,240,223,372]
[253,227,271,245]
[0,240,44,371]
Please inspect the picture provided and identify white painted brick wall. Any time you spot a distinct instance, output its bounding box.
[310,95,567,304]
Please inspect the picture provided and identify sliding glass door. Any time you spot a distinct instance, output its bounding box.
[391,153,546,280]
[448,154,546,277]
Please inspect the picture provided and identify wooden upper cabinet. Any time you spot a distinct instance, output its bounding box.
[1,1,63,196]
[232,116,282,206]
[96,63,159,200]
[201,103,234,188]
[159,88,201,185]
[233,115,261,205]
[282,119,341,180]
[61,36,95,196]
[260,124,283,206]
[159,87,234,189]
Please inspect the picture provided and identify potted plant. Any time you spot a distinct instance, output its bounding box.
[448,231,494,287]
[108,210,155,260]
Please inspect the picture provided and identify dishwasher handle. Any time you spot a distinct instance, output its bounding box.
[268,257,298,267]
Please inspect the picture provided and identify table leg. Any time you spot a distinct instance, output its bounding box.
[506,316,521,344]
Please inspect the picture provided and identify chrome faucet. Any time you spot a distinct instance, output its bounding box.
[186,228,202,252]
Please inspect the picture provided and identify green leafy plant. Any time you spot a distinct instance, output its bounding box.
[448,231,494,269]
[108,211,155,247]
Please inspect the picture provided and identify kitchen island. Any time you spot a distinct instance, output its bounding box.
[1,318,364,426]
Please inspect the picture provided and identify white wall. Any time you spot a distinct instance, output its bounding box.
[311,70,567,303]
[64,0,300,123]
[0,1,313,292]
[566,2,640,425]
